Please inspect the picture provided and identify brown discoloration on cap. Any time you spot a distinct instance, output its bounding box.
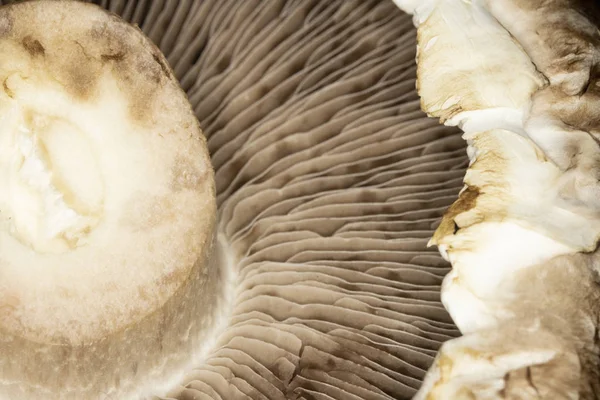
[21,35,44,57]
[152,52,171,79]
[1,1,176,124]
[58,55,102,101]
[509,0,600,20]
[489,0,600,95]
[0,9,13,38]
[2,78,13,98]
[537,83,600,137]
[433,186,480,240]
[85,19,175,123]
[496,0,600,211]
[100,52,125,62]
[451,186,480,217]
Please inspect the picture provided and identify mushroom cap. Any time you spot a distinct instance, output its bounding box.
[486,0,600,211]
[403,0,600,397]
[416,0,545,126]
[413,0,600,332]
[416,250,600,399]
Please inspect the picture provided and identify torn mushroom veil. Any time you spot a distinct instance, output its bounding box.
[392,0,600,397]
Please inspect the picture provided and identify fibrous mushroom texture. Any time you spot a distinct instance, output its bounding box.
[392,0,600,398]
[0,0,467,399]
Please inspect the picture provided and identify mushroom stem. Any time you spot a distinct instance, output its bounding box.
[0,1,225,398]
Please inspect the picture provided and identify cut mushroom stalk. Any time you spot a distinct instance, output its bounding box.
[0,1,224,399]
[395,0,600,397]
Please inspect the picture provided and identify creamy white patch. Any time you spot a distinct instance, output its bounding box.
[0,75,103,253]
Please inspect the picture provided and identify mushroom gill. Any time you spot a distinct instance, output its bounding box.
[0,0,465,399]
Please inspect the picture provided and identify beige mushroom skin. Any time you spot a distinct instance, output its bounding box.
[417,250,600,399]
[0,1,223,399]
[484,0,600,213]
[396,0,600,398]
